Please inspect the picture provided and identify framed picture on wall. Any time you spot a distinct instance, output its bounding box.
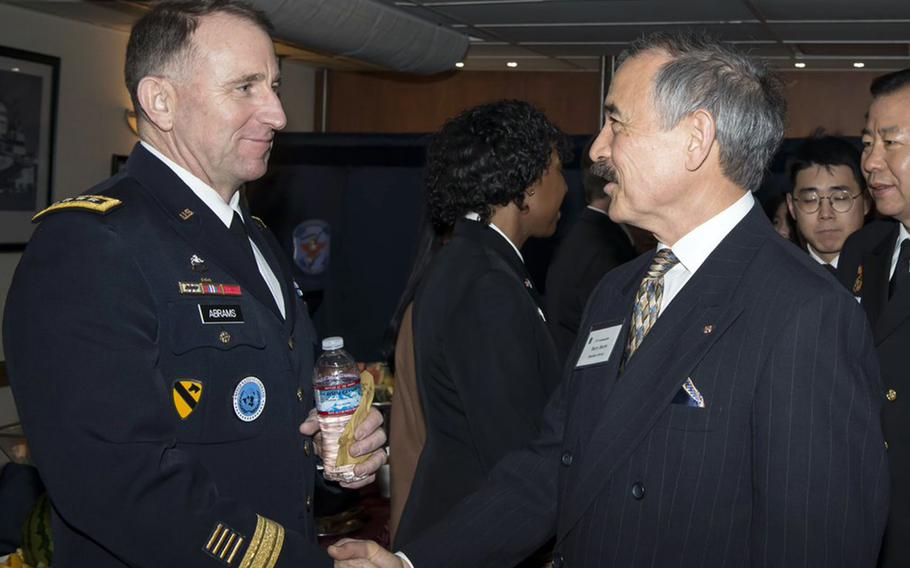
[0,46,59,252]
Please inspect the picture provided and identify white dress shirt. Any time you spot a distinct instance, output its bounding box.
[657,191,754,316]
[464,212,524,262]
[889,222,910,280]
[141,142,286,318]
[807,245,838,269]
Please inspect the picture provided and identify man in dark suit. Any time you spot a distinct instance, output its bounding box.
[2,2,385,566]
[545,145,637,366]
[786,135,870,272]
[333,32,888,568]
[837,68,910,568]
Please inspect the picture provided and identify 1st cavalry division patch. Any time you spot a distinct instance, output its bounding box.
[173,380,204,419]
[32,195,123,222]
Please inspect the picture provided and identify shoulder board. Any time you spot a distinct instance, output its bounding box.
[32,195,123,223]
[250,215,268,229]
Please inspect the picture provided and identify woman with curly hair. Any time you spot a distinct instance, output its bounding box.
[393,100,570,563]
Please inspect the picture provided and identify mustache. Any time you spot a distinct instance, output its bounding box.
[589,160,616,183]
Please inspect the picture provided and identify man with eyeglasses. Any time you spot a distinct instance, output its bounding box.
[786,135,870,273]
[838,67,910,568]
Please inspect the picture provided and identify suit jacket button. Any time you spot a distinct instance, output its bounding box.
[632,482,645,500]
[886,388,897,402]
[306,494,313,511]
[288,337,295,350]
[552,552,564,568]
[219,331,231,344]
[560,451,573,467]
[303,439,311,457]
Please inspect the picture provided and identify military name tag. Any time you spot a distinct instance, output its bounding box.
[198,304,244,324]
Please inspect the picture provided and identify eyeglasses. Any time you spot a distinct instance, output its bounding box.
[793,189,862,214]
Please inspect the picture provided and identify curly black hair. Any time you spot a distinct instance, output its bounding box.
[425,99,571,232]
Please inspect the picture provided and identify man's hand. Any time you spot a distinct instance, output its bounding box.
[330,539,405,568]
[299,408,388,489]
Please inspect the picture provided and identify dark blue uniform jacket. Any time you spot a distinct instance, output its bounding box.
[3,144,332,567]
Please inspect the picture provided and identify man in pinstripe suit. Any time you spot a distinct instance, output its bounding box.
[332,32,889,568]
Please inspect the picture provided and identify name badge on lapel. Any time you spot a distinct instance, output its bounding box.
[576,321,623,368]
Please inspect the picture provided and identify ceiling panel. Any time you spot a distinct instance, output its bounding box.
[755,0,910,20]
[796,43,910,57]
[476,23,773,44]
[770,22,910,42]
[12,0,910,74]
[387,1,755,26]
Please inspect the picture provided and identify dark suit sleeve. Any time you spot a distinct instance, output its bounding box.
[443,270,553,471]
[2,216,328,567]
[750,290,888,567]
[402,373,568,567]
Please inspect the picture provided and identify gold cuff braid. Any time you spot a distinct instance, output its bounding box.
[238,515,285,568]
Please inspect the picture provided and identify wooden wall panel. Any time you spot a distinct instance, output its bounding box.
[321,69,884,140]
[322,70,603,135]
[780,71,877,138]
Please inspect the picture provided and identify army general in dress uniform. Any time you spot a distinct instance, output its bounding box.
[2,2,386,567]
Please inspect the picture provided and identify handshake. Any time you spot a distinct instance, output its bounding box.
[329,540,405,567]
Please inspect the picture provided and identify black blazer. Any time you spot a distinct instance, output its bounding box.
[3,144,330,567]
[546,207,637,366]
[838,219,908,568]
[395,219,561,550]
[402,206,889,567]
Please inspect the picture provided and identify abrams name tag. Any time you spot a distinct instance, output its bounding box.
[198,304,244,324]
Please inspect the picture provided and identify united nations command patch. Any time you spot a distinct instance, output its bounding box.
[232,377,266,422]
[173,380,203,420]
[32,195,123,222]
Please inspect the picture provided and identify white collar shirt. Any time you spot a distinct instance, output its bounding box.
[889,222,910,280]
[656,191,754,316]
[140,142,286,318]
[463,212,524,263]
[807,245,838,269]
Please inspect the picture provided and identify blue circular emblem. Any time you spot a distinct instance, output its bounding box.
[293,220,330,275]
[232,376,266,422]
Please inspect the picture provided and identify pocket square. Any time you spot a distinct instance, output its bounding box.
[671,377,706,408]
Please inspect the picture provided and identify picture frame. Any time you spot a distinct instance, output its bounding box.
[0,46,59,252]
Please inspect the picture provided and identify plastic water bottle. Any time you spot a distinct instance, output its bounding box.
[313,336,362,482]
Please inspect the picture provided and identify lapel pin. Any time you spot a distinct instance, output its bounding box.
[524,278,532,289]
[703,324,714,335]
[852,265,863,295]
[179,208,194,221]
[190,254,207,273]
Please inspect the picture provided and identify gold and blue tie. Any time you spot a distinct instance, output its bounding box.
[625,248,679,361]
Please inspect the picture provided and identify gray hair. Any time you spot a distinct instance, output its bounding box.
[619,32,787,192]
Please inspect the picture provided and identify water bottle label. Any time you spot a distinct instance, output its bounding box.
[314,379,362,416]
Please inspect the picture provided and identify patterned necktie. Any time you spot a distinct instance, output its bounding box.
[624,248,680,360]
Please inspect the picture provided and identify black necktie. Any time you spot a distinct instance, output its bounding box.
[823,264,836,276]
[889,239,910,299]
[229,211,259,270]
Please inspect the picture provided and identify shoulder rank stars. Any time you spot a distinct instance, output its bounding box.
[32,195,123,222]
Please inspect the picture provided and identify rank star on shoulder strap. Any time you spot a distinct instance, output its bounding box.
[32,195,123,222]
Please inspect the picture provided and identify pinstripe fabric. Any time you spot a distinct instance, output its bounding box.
[403,207,888,568]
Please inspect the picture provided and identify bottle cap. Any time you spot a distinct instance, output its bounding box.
[321,336,344,350]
